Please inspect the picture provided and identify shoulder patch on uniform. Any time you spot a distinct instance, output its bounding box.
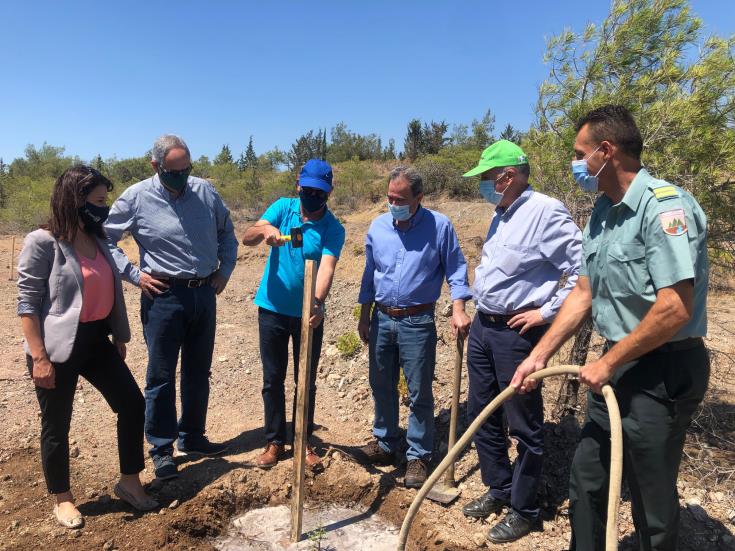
[651,185,679,201]
[659,208,687,236]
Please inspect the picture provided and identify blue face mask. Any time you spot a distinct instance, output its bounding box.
[479,179,504,205]
[571,146,607,193]
[387,201,412,221]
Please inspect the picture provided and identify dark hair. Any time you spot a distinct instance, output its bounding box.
[388,165,423,196]
[575,104,643,160]
[47,165,113,240]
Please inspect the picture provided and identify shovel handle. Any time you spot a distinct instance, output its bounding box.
[444,334,464,486]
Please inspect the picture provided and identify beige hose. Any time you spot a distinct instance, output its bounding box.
[397,365,623,551]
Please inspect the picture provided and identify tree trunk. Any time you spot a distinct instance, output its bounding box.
[553,318,593,418]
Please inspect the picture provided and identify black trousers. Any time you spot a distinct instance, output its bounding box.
[569,342,710,551]
[258,307,323,444]
[466,314,546,518]
[30,320,145,494]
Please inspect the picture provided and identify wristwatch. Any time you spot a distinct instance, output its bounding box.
[313,297,326,314]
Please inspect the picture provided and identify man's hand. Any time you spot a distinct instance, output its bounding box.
[309,300,324,329]
[511,355,547,394]
[210,271,228,295]
[579,358,615,394]
[32,356,55,389]
[114,340,127,360]
[358,318,370,343]
[508,309,547,335]
[263,225,285,247]
[451,310,471,338]
[139,272,169,299]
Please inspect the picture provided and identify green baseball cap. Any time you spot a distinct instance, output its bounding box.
[463,140,529,177]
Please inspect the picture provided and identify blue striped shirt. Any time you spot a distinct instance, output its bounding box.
[473,186,582,321]
[104,174,238,284]
[358,206,471,307]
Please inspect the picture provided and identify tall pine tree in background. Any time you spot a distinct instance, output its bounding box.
[214,144,234,166]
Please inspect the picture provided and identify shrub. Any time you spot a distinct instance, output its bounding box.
[336,332,362,358]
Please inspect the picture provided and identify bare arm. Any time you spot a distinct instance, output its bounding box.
[310,254,338,328]
[241,219,283,247]
[579,280,693,392]
[511,275,593,392]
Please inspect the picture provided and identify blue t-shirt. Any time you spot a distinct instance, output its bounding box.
[254,197,346,317]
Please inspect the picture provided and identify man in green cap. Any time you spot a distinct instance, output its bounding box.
[512,105,709,550]
[461,140,582,543]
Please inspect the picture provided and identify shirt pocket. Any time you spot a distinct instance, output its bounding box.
[606,242,647,297]
[496,243,539,276]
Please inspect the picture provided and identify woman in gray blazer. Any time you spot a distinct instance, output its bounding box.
[17,166,158,529]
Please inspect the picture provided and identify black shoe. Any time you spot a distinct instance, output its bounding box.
[357,440,395,466]
[462,491,509,519]
[404,459,428,489]
[177,438,228,457]
[153,454,178,480]
[486,509,536,544]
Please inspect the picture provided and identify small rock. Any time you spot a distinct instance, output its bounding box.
[70,529,82,538]
[169,499,180,509]
[245,369,251,375]
[10,520,19,530]
[103,539,115,551]
[158,508,166,515]
[471,532,487,547]
[441,303,452,317]
[218,356,228,363]
[69,446,80,458]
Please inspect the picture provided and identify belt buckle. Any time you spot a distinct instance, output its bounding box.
[187,279,200,288]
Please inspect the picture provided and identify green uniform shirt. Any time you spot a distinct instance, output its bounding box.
[581,168,708,342]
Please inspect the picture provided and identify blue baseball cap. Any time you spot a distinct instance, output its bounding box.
[299,159,333,193]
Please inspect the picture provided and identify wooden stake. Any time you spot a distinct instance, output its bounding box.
[8,235,15,281]
[444,334,464,487]
[290,259,317,543]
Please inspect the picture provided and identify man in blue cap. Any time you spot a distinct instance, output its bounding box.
[242,159,345,469]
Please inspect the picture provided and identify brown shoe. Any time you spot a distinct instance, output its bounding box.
[405,459,428,489]
[256,442,285,468]
[357,440,395,466]
[305,446,323,470]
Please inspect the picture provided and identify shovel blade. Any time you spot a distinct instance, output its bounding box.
[426,484,461,505]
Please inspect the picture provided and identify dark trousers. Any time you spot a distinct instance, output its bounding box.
[141,285,216,457]
[30,320,145,494]
[466,313,546,518]
[258,307,323,444]
[570,343,709,551]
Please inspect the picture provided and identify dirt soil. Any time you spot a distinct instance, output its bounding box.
[1,198,733,551]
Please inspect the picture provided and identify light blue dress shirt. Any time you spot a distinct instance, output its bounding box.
[473,186,582,321]
[358,206,471,307]
[104,174,238,285]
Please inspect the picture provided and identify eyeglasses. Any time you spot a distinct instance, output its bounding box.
[161,165,192,176]
[300,187,328,200]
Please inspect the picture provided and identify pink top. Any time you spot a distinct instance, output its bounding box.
[79,248,114,323]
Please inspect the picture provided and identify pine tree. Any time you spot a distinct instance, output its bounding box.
[214,144,234,166]
[245,136,258,169]
[403,119,423,161]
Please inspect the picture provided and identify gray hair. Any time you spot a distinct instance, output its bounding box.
[388,165,423,197]
[151,134,191,166]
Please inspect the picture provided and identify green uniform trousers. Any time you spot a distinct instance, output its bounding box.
[569,341,709,551]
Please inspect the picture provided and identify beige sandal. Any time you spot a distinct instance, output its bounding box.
[53,504,84,529]
[113,482,159,511]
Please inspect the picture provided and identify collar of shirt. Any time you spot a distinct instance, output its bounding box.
[495,185,533,218]
[619,167,653,212]
[152,173,190,201]
[392,204,426,231]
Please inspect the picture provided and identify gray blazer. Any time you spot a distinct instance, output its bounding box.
[17,229,131,363]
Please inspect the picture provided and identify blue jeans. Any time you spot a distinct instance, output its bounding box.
[368,309,436,462]
[140,285,216,457]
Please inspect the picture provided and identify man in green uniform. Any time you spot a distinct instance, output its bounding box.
[511,104,709,551]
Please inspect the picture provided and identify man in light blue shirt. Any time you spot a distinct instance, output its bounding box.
[242,159,345,470]
[356,166,471,489]
[461,140,581,544]
[105,134,238,480]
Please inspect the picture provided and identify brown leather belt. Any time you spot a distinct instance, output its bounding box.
[376,303,434,317]
[479,308,534,324]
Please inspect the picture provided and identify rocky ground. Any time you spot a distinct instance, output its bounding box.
[0,198,733,550]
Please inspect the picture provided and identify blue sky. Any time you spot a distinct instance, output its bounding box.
[1,1,733,162]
